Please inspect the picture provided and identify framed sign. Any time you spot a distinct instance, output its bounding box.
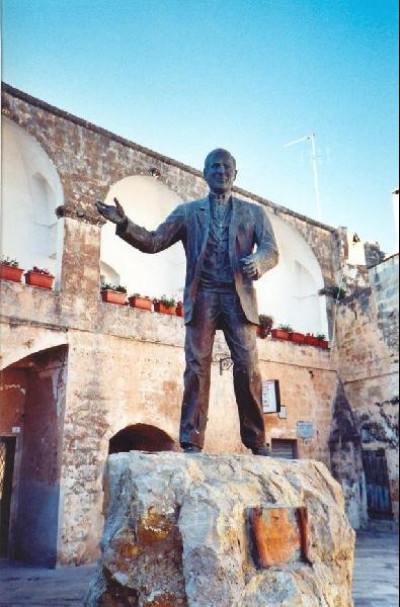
[278,406,287,420]
[262,380,281,414]
[296,421,315,439]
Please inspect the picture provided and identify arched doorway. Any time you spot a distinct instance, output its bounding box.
[109,424,177,454]
[0,345,68,566]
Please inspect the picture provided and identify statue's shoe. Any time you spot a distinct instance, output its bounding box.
[182,445,202,453]
[251,445,271,456]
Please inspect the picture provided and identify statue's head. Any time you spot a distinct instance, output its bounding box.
[203,149,237,195]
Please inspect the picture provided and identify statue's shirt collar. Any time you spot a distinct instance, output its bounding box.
[209,192,232,206]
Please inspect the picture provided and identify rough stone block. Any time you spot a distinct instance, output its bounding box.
[85,453,355,606]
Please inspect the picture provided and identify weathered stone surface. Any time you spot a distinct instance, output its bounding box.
[85,452,355,606]
[332,254,399,523]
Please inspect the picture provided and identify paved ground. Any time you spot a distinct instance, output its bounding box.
[352,530,399,607]
[0,561,97,606]
[0,530,398,606]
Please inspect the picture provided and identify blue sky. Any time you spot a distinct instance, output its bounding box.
[2,0,399,252]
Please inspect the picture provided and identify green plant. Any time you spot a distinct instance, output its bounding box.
[132,293,152,300]
[155,295,176,308]
[278,324,293,332]
[333,287,347,300]
[101,282,127,293]
[28,266,53,276]
[316,333,326,341]
[319,286,347,300]
[0,256,19,268]
[259,314,274,335]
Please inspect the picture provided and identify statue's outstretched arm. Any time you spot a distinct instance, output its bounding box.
[96,197,186,254]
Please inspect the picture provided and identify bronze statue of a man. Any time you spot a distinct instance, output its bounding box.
[96,149,279,455]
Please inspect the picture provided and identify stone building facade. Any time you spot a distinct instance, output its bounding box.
[0,83,398,566]
[330,253,399,526]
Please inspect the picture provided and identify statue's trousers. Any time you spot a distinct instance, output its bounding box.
[179,289,266,450]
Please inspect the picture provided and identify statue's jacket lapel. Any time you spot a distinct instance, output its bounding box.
[186,196,259,324]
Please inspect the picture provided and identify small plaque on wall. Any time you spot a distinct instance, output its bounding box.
[262,380,281,414]
[296,421,315,439]
[248,506,309,568]
[278,406,287,419]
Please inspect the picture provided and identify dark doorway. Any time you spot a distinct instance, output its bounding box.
[362,449,393,519]
[0,345,68,567]
[109,424,176,454]
[0,437,16,557]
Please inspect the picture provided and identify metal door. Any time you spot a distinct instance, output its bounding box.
[271,439,298,459]
[0,437,16,557]
[362,449,393,518]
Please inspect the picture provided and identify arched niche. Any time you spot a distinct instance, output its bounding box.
[257,213,328,336]
[99,260,120,286]
[109,424,176,454]
[1,118,64,276]
[101,176,186,299]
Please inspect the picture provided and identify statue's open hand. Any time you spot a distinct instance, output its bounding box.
[241,255,260,280]
[96,198,126,225]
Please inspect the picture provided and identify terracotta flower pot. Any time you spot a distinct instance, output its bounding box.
[290,332,306,344]
[176,304,184,318]
[271,329,291,341]
[318,340,329,350]
[154,302,177,315]
[305,335,319,347]
[128,295,152,311]
[257,326,269,339]
[25,271,54,290]
[101,290,126,305]
[0,265,24,282]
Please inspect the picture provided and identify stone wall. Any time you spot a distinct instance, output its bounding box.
[332,254,399,522]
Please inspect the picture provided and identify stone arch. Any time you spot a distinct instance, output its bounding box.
[99,260,120,286]
[1,117,64,276]
[257,213,328,335]
[0,345,68,565]
[109,424,177,454]
[100,175,186,299]
[0,329,69,372]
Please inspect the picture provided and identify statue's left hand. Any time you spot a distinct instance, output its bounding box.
[241,255,260,280]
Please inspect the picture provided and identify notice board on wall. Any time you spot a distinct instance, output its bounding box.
[262,380,281,414]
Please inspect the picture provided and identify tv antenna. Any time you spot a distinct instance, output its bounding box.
[284,132,322,222]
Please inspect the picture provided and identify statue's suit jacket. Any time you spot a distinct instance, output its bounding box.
[116,196,279,325]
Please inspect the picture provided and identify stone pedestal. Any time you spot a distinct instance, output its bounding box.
[85,453,355,606]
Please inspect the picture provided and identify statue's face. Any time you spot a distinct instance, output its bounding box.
[203,151,237,195]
